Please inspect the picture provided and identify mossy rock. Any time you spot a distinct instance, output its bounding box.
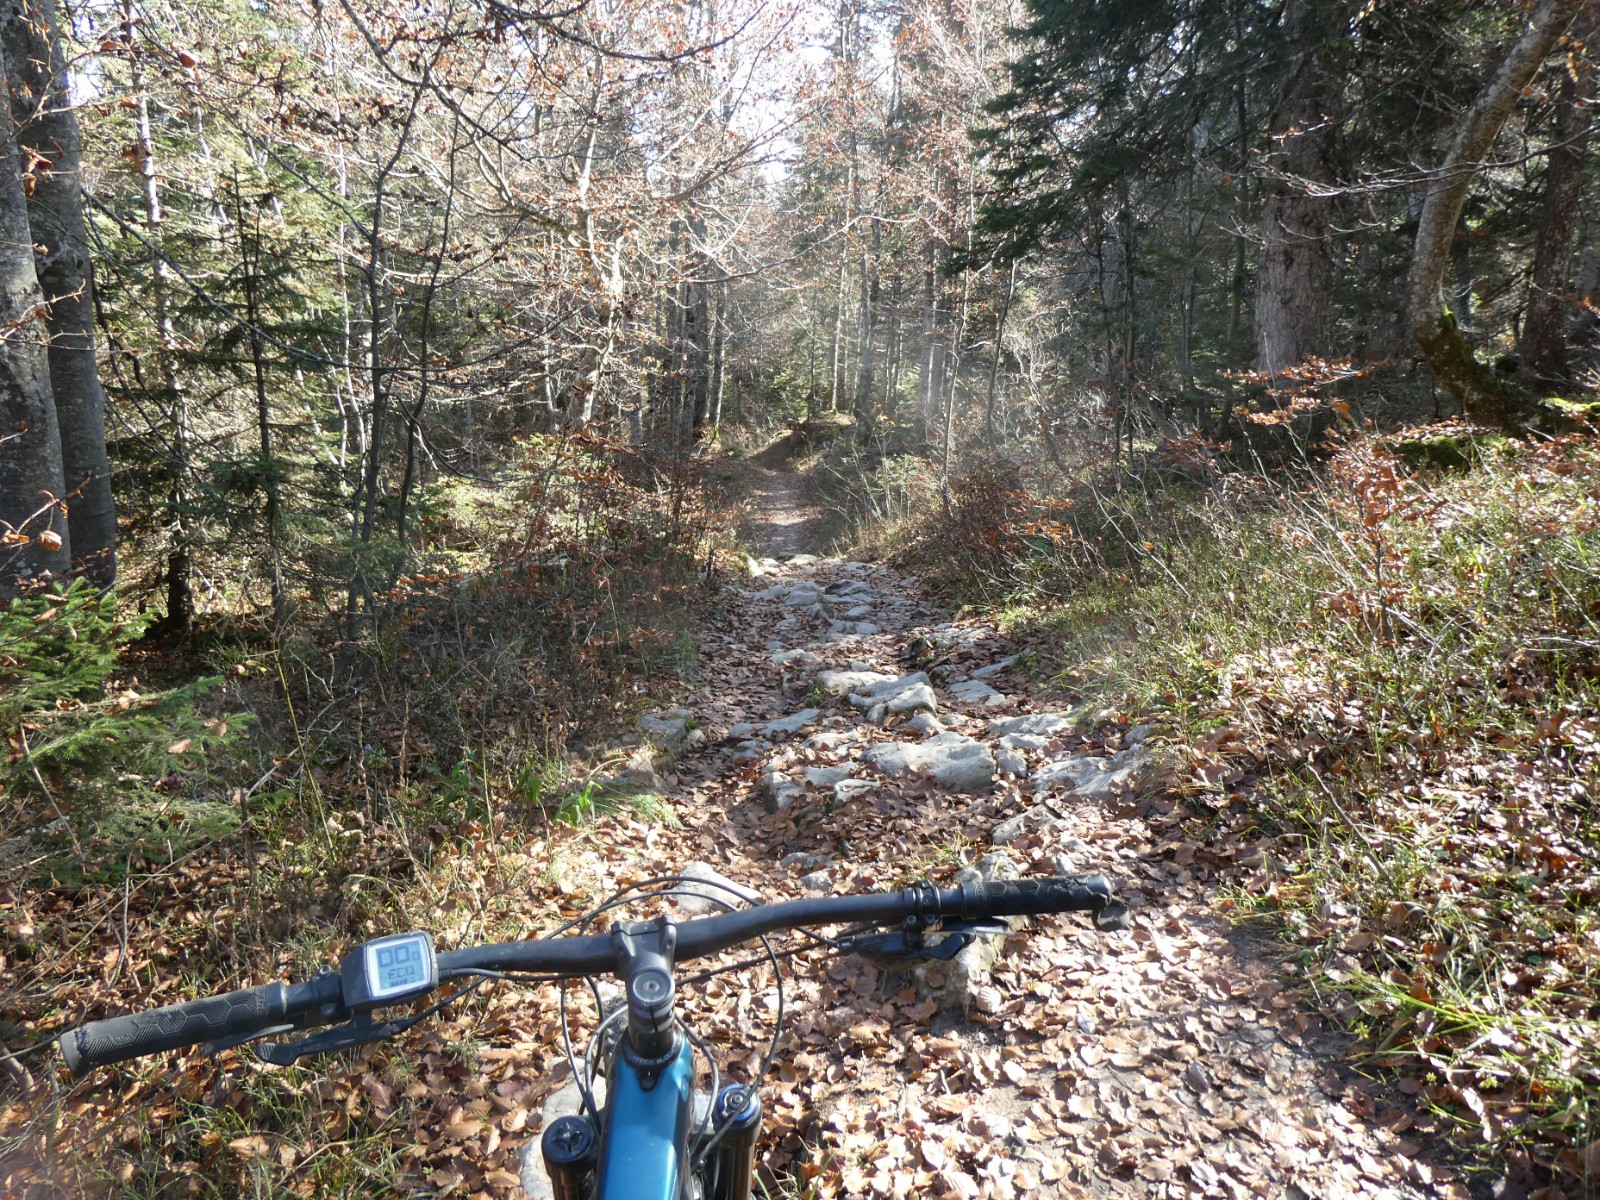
[1542,395,1600,422]
[1392,433,1483,473]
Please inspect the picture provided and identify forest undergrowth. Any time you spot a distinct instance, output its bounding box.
[0,438,744,1198]
[888,423,1600,1185]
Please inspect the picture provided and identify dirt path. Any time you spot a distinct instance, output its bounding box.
[746,467,823,558]
[597,557,1470,1199]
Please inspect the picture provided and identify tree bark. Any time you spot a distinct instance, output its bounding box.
[3,0,115,586]
[1405,0,1588,428]
[0,27,67,593]
[1254,0,1341,376]
[1519,6,1595,382]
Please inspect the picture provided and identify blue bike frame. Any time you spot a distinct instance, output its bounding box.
[592,1040,696,1200]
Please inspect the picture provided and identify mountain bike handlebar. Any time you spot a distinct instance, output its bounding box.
[58,874,1120,1076]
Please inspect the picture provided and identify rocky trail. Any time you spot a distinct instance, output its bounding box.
[532,554,1475,1199]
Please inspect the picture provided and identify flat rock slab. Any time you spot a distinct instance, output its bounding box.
[729,708,821,739]
[988,710,1081,740]
[814,669,897,696]
[1032,745,1160,800]
[863,732,995,793]
[674,861,763,914]
[832,779,878,804]
[948,679,1006,707]
[969,654,1019,679]
[848,673,936,720]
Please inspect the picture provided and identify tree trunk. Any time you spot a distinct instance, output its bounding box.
[0,28,67,593]
[1406,0,1587,429]
[1519,7,1595,382]
[1254,0,1341,377]
[3,0,115,586]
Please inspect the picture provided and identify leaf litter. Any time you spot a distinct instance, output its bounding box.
[0,555,1507,1198]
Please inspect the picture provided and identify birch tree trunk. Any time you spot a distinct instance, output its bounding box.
[1405,0,1587,428]
[3,0,115,586]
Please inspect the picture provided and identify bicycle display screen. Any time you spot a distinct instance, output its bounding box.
[346,932,437,1008]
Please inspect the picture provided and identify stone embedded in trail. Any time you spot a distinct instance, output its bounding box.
[916,851,1020,1013]
[799,868,832,893]
[969,654,1019,680]
[783,583,824,606]
[803,764,854,787]
[828,620,879,637]
[947,679,1006,707]
[779,850,828,872]
[731,739,770,765]
[848,673,937,723]
[636,709,703,755]
[906,712,943,736]
[787,553,823,566]
[759,768,804,812]
[841,604,874,619]
[1031,744,1166,800]
[998,732,1050,753]
[675,861,764,915]
[746,556,782,576]
[805,729,855,752]
[813,668,896,696]
[863,732,995,793]
[770,647,823,670]
[995,746,1028,778]
[824,579,873,599]
[729,708,821,740]
[990,804,1058,845]
[832,779,877,804]
[988,710,1081,740]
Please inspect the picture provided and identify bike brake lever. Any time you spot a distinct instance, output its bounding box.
[256,1012,409,1066]
[204,1023,305,1056]
[849,919,1011,970]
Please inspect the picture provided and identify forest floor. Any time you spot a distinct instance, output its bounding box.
[549,540,1478,1198]
[3,466,1517,1200]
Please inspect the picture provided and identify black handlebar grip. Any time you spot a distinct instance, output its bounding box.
[57,981,292,1077]
[959,875,1114,920]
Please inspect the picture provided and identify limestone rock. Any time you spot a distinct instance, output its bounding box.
[803,764,854,787]
[969,655,1019,680]
[824,579,873,599]
[729,708,821,740]
[832,779,877,804]
[675,861,763,915]
[948,679,1005,707]
[987,710,1081,740]
[906,712,943,736]
[1031,744,1170,801]
[995,747,1028,778]
[813,668,896,696]
[863,732,995,794]
[759,769,804,812]
[916,852,1020,1013]
[637,709,702,755]
[799,869,831,893]
[848,673,936,720]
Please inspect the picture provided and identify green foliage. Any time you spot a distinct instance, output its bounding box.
[0,582,250,880]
